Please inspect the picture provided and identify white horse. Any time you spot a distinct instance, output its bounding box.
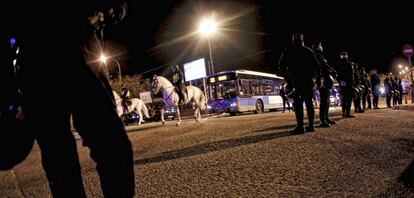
[112,91,149,125]
[151,75,206,126]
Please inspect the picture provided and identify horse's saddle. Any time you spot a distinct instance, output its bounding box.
[123,98,132,106]
[175,86,187,96]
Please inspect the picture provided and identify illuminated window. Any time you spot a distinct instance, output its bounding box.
[218,75,227,81]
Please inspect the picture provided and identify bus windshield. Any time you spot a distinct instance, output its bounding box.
[210,80,238,100]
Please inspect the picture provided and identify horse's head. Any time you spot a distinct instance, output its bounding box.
[151,75,161,94]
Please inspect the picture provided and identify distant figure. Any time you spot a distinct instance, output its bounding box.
[397,77,403,104]
[370,70,381,109]
[360,67,372,110]
[391,75,400,106]
[337,51,355,118]
[312,41,337,127]
[279,33,320,134]
[279,83,291,113]
[1,1,135,197]
[171,65,186,105]
[384,74,393,108]
[352,63,364,113]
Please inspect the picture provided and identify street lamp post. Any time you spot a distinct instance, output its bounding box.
[207,36,214,75]
[199,17,217,76]
[409,57,413,103]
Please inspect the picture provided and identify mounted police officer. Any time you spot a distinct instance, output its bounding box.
[172,64,186,105]
[279,33,321,134]
[313,41,337,127]
[121,84,131,114]
[337,51,355,118]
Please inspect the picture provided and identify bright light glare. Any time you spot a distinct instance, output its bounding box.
[406,67,409,71]
[198,18,217,36]
[99,54,108,64]
[380,87,385,94]
[399,65,402,69]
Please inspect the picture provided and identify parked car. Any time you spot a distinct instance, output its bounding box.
[122,111,140,126]
[330,83,341,107]
[146,103,176,122]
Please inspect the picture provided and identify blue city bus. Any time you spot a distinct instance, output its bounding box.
[206,70,285,115]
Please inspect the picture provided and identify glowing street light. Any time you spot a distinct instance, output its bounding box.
[399,64,403,69]
[100,53,122,81]
[198,17,218,75]
[199,18,217,36]
[100,54,108,64]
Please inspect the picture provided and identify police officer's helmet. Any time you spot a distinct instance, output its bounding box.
[340,51,348,60]
[313,41,323,53]
[172,65,179,72]
[292,33,304,46]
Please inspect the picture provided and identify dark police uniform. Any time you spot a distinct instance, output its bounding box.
[313,42,337,127]
[1,1,135,197]
[370,72,381,109]
[172,65,186,105]
[337,52,355,118]
[279,33,320,134]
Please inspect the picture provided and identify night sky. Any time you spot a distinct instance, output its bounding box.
[104,0,414,78]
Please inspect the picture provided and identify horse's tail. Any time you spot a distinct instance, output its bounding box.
[199,90,207,110]
[141,101,150,118]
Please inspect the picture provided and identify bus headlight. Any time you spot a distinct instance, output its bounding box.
[230,102,237,107]
[207,105,212,109]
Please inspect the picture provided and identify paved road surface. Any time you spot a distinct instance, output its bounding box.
[1,106,414,197]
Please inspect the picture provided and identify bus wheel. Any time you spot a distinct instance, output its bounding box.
[229,112,237,116]
[255,100,263,113]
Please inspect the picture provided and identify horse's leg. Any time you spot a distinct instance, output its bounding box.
[194,106,198,122]
[197,107,201,121]
[175,105,181,126]
[138,110,142,125]
[161,108,165,124]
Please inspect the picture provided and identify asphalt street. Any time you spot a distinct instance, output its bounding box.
[1,104,414,197]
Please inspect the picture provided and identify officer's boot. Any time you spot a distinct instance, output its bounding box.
[290,102,305,135]
[306,107,315,132]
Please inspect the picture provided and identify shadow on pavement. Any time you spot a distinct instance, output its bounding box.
[135,130,290,165]
[378,138,414,197]
[126,124,163,133]
[399,159,414,190]
[135,115,348,165]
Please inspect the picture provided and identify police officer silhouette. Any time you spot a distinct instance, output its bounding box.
[313,41,337,127]
[279,33,321,134]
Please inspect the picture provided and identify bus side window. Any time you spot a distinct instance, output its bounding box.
[252,79,261,95]
[241,80,252,95]
[273,81,281,95]
[263,81,274,95]
[238,79,244,95]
